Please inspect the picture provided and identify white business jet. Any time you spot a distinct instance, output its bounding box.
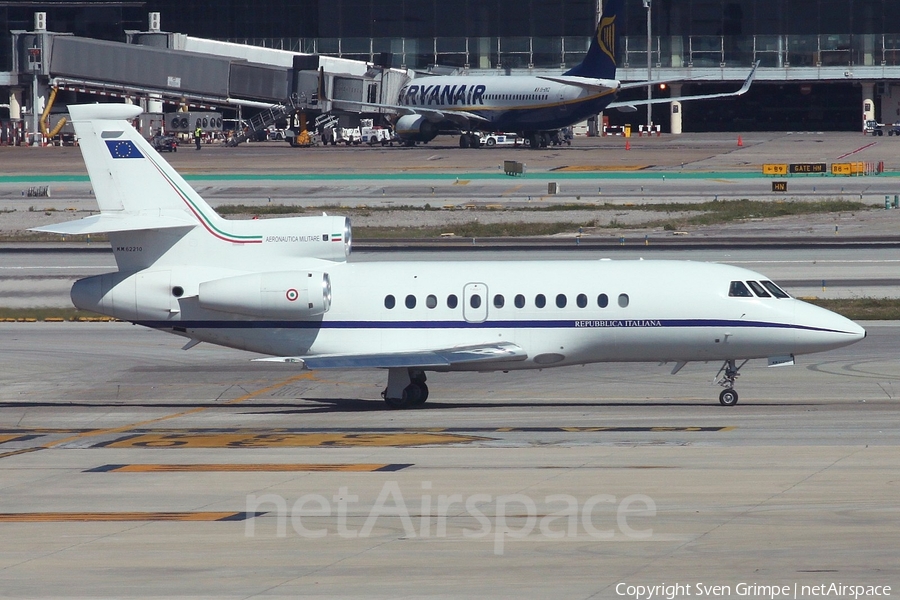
[342,0,757,148]
[35,103,865,408]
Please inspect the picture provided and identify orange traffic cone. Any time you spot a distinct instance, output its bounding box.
[737,135,743,147]
[625,140,631,150]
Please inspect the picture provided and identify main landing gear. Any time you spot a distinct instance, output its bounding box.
[526,132,551,149]
[715,359,747,406]
[458,132,479,148]
[382,368,429,409]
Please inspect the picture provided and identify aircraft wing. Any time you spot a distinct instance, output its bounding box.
[608,61,759,110]
[254,341,527,369]
[333,99,490,125]
[616,75,704,91]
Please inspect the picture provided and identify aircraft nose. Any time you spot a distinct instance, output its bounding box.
[795,301,866,352]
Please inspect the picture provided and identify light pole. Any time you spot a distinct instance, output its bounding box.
[643,0,652,129]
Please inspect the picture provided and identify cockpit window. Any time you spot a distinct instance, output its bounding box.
[728,281,753,297]
[761,281,790,298]
[747,281,771,297]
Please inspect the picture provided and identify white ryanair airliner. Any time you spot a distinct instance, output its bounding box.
[346,0,757,148]
[36,104,865,408]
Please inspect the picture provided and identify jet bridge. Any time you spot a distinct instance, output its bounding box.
[5,22,410,144]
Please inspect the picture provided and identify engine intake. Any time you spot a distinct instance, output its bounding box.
[394,115,439,142]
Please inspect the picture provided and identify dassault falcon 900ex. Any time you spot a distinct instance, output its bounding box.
[36,104,865,408]
[343,0,758,148]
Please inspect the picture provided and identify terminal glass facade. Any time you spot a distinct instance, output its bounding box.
[4,1,900,71]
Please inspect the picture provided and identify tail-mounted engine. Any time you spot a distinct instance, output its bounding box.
[198,271,332,319]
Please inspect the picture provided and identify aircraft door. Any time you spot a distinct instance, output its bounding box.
[463,282,488,323]
[559,88,567,113]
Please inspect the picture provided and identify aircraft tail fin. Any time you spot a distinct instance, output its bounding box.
[66,104,222,231]
[563,0,623,80]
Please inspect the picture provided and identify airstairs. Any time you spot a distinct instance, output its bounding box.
[225,94,303,146]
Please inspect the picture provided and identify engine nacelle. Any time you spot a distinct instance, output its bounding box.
[394,115,439,142]
[198,271,332,319]
[240,215,351,262]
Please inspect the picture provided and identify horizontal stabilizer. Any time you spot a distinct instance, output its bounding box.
[31,213,197,235]
[255,341,527,370]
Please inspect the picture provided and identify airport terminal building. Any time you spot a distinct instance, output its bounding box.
[2,0,900,134]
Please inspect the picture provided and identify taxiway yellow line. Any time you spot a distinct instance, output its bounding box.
[27,372,319,453]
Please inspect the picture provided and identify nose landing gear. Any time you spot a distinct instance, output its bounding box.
[715,359,747,406]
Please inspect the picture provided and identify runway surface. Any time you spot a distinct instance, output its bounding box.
[0,322,897,598]
[2,132,900,598]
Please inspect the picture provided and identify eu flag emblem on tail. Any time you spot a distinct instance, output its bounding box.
[105,140,144,159]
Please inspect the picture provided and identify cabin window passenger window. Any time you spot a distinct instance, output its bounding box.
[447,294,459,309]
[762,281,790,298]
[514,294,525,308]
[493,294,505,308]
[405,294,417,308]
[426,294,437,308]
[728,281,753,297]
[618,293,629,308]
[535,294,546,308]
[384,295,396,309]
[598,293,609,308]
[470,294,482,309]
[747,281,771,297]
[556,294,567,308]
[577,293,587,308]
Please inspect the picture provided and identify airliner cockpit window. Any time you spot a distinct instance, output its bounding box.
[761,281,791,298]
[728,281,753,297]
[747,281,771,297]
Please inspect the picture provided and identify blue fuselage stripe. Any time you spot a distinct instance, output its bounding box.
[133,318,853,335]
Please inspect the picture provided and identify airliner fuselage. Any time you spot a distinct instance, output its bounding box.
[396,76,617,134]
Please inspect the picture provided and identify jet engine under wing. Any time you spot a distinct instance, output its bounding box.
[608,61,759,110]
[255,341,527,369]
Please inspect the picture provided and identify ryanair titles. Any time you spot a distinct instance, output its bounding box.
[400,84,487,107]
[575,320,662,328]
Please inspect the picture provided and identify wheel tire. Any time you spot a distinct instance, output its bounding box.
[403,382,426,406]
[409,383,428,405]
[719,389,739,406]
[384,392,410,409]
[459,135,470,149]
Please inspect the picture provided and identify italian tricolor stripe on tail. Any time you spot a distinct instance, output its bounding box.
[331,233,343,242]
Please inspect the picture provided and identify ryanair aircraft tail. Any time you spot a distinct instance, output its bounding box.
[563,0,623,80]
[33,104,351,271]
